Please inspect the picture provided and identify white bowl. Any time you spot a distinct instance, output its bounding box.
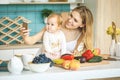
[29,62,50,72]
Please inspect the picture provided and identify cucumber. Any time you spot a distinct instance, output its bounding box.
[88,56,103,63]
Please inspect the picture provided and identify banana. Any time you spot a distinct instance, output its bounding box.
[53,59,64,65]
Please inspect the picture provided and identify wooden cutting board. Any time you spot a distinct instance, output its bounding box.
[80,60,109,67]
[54,60,109,68]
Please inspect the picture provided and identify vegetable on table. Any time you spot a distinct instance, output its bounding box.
[82,50,94,61]
[88,56,103,63]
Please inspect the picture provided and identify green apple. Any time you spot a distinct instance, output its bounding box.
[92,48,101,56]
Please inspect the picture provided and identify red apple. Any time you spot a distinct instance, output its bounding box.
[92,48,101,56]
[61,54,74,60]
[62,60,71,70]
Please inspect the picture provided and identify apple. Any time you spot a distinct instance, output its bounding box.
[61,54,74,60]
[92,48,101,56]
[69,60,80,70]
[62,60,71,70]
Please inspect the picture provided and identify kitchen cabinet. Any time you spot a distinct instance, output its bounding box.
[0,0,84,4]
[0,47,40,60]
[14,48,40,56]
[0,50,13,60]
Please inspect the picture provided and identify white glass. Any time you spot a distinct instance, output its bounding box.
[22,54,34,66]
[115,42,120,57]
[109,39,116,56]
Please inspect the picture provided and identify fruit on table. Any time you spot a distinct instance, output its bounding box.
[53,59,64,65]
[62,60,71,70]
[74,56,86,63]
[79,56,86,63]
[62,60,80,70]
[82,50,94,61]
[92,48,101,56]
[32,54,54,67]
[61,54,74,60]
[88,56,103,63]
[69,60,80,70]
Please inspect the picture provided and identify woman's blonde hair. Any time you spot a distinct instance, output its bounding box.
[73,6,93,51]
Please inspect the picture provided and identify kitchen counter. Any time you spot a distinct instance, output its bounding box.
[0,61,120,80]
[0,42,43,50]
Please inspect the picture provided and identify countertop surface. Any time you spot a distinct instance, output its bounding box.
[0,61,120,80]
[0,42,43,50]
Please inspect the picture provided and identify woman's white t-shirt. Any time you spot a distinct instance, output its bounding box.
[66,34,84,53]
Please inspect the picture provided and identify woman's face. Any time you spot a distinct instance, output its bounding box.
[65,11,84,29]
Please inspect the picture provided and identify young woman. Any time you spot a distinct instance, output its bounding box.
[20,6,93,56]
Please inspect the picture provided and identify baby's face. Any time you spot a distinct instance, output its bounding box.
[46,17,59,33]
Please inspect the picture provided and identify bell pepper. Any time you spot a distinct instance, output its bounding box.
[61,54,74,60]
[82,50,94,61]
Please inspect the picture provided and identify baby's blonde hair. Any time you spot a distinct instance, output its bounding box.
[48,13,62,26]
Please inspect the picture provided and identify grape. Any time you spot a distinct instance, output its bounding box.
[32,54,54,67]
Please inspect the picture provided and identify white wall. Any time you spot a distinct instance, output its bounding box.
[85,0,120,54]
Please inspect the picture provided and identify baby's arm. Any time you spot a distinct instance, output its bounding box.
[43,31,53,53]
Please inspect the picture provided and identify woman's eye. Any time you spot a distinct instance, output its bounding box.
[74,19,78,22]
[70,14,72,18]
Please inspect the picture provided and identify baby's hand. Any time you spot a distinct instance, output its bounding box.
[51,53,57,57]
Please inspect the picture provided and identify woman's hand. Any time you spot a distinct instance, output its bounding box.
[73,50,80,56]
[20,27,31,37]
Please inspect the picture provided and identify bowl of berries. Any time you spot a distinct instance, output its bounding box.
[29,54,53,73]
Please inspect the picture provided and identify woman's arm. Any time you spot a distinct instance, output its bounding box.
[20,27,46,45]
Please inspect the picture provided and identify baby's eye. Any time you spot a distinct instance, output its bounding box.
[51,24,54,26]
[46,23,49,25]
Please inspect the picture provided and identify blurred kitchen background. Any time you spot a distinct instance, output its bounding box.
[0,0,120,55]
